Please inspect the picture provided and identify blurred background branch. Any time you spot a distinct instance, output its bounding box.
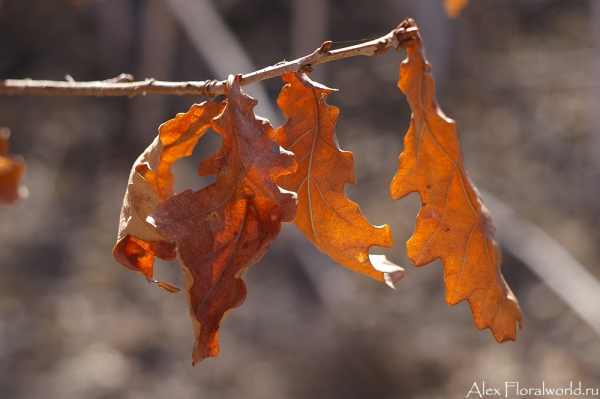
[165,0,280,124]
[482,189,600,337]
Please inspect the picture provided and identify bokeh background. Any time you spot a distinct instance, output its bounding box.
[0,0,599,398]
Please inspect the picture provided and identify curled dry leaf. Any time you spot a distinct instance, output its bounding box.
[390,36,522,341]
[0,128,27,206]
[150,75,297,364]
[113,101,224,292]
[276,73,403,287]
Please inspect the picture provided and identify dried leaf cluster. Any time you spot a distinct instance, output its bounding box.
[0,128,27,206]
[113,30,521,364]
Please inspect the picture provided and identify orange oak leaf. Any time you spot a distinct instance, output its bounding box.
[0,128,27,206]
[149,75,297,364]
[276,73,404,287]
[113,101,224,292]
[390,36,522,341]
[445,0,470,18]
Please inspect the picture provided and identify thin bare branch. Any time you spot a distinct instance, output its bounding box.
[0,76,221,98]
[0,19,419,99]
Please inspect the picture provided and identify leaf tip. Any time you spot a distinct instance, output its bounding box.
[156,281,182,293]
[383,270,405,290]
[370,254,404,289]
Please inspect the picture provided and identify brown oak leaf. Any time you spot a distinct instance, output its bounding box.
[0,128,27,206]
[276,73,403,287]
[390,36,522,341]
[113,101,224,292]
[150,75,297,364]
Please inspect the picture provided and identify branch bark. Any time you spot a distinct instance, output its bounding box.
[0,19,418,99]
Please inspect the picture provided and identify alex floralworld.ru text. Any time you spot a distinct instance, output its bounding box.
[467,381,599,397]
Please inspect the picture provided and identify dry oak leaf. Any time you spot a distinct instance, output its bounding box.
[445,0,470,18]
[0,128,27,206]
[113,101,224,293]
[276,72,403,287]
[149,75,297,364]
[390,37,522,341]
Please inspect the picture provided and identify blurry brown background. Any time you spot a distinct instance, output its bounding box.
[0,0,599,398]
